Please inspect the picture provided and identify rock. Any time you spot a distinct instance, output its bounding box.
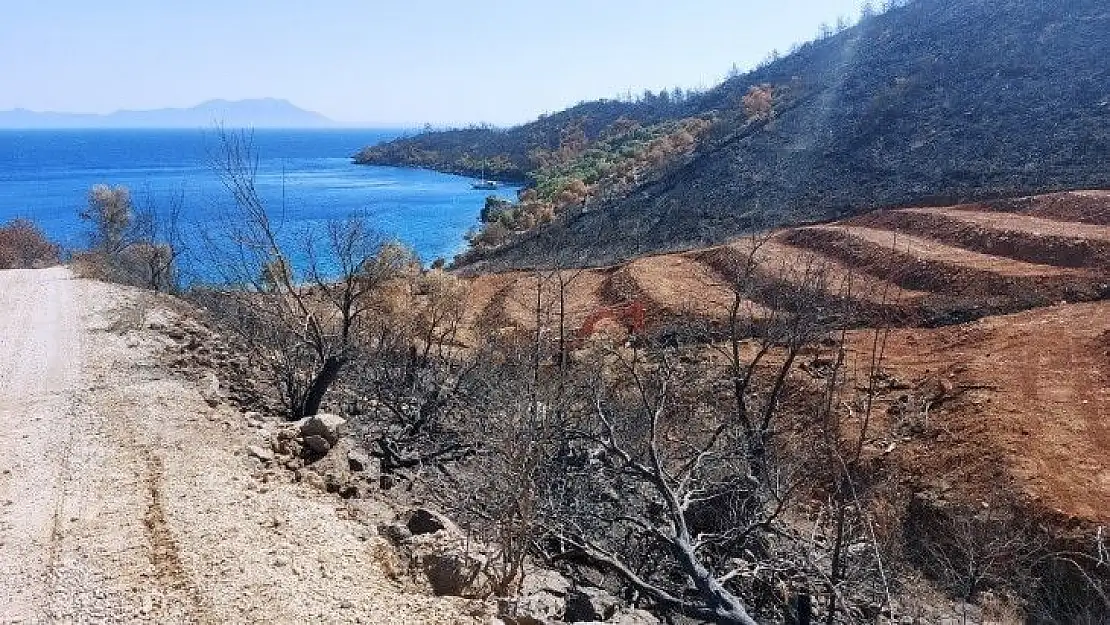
[395,524,501,598]
[199,371,221,406]
[608,608,660,624]
[297,413,347,445]
[299,470,327,492]
[307,440,354,494]
[422,550,486,597]
[521,569,571,597]
[302,435,332,455]
[500,591,564,624]
[495,569,572,624]
[247,445,274,463]
[347,447,378,475]
[379,522,412,545]
[337,484,360,499]
[565,586,621,622]
[405,508,460,536]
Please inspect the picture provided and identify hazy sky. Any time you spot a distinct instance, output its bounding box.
[0,0,866,126]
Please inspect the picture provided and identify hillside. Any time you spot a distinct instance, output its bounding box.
[367,0,1110,269]
[459,189,1110,522]
[446,190,1110,620]
[0,99,334,129]
[18,189,1104,623]
[353,96,697,182]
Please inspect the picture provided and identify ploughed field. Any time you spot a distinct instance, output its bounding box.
[462,190,1110,525]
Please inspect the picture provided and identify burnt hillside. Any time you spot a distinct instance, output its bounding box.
[353,97,696,182]
[472,0,1110,268]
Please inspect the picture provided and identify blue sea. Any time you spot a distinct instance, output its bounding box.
[0,129,518,276]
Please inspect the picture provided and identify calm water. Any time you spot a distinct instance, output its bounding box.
[0,129,518,275]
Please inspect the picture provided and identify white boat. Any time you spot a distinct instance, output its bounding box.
[472,180,500,190]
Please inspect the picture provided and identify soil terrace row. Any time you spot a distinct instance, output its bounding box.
[463,191,1109,339]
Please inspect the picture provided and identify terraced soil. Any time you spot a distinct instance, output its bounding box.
[845,300,1110,524]
[905,207,1110,243]
[797,225,1082,277]
[618,255,743,321]
[453,191,1109,538]
[850,208,1110,270]
[981,190,1110,226]
[461,190,1109,337]
[694,240,929,325]
[465,268,611,338]
[779,222,1105,324]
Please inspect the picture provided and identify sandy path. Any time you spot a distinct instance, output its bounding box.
[0,268,84,617]
[0,268,487,624]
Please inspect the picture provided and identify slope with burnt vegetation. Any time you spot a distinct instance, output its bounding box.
[447,191,1110,622]
[445,0,1110,267]
[352,95,699,182]
[85,183,1103,624]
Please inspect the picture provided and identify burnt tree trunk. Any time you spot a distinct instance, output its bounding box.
[298,355,345,417]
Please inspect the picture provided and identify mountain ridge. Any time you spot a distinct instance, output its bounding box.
[0,98,335,129]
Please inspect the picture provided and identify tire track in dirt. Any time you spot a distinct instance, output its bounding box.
[141,450,208,618]
[1,267,497,624]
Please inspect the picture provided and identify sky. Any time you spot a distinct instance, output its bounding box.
[0,0,867,127]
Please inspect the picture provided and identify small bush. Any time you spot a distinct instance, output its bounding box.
[742,84,775,121]
[72,243,177,292]
[74,184,182,292]
[0,219,60,269]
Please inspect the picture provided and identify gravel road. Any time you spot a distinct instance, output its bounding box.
[0,267,488,624]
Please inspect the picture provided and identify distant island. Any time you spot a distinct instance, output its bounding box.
[0,98,334,129]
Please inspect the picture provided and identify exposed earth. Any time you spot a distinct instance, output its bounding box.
[463,191,1109,526]
[0,267,489,624]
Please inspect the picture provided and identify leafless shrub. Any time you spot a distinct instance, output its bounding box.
[191,129,418,418]
[907,498,1110,623]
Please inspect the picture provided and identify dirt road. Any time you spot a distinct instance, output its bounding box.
[0,268,487,624]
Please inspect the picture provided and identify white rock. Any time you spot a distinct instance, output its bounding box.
[247,445,275,462]
[199,371,221,406]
